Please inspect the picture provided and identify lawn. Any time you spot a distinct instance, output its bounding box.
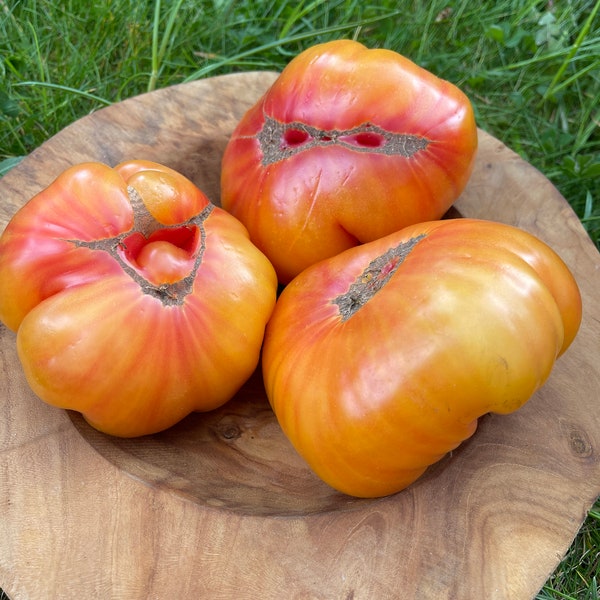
[1,1,599,598]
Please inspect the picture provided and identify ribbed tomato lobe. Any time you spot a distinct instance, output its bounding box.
[119,226,198,285]
[134,240,194,285]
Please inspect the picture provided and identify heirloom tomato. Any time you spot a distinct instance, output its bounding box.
[262,219,582,498]
[221,39,478,283]
[0,161,277,437]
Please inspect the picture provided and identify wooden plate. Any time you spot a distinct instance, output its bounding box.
[1,72,599,600]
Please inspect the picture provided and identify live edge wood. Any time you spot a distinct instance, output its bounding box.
[1,72,599,600]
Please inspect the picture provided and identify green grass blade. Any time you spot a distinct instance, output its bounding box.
[539,0,600,104]
[12,82,112,106]
[182,10,402,82]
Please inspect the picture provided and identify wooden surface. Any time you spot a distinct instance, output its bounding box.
[1,72,599,600]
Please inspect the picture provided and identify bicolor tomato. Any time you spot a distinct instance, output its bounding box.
[221,40,478,283]
[0,161,278,437]
[262,218,582,497]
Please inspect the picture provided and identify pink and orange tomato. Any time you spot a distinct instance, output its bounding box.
[262,218,582,497]
[0,160,278,437]
[221,39,478,283]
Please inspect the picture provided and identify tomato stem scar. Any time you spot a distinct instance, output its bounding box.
[332,234,426,321]
[257,116,430,166]
[65,187,213,305]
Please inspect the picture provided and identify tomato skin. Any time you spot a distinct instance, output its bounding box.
[0,161,278,437]
[262,219,582,497]
[221,40,478,283]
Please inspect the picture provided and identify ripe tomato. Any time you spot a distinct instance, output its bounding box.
[262,219,582,497]
[221,39,478,283]
[0,161,278,437]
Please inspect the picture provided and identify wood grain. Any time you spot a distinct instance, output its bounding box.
[1,71,599,600]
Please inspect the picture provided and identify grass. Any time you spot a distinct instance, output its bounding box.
[0,0,599,597]
[1,0,599,246]
[537,506,600,600]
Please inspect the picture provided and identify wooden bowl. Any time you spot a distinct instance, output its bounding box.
[1,72,599,600]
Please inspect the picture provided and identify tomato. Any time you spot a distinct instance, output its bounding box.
[221,39,478,283]
[262,219,582,498]
[0,161,278,437]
